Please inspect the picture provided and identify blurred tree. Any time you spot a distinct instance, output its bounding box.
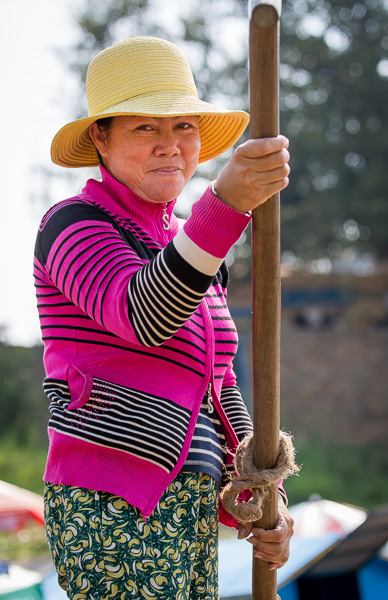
[61,0,388,276]
[279,0,388,276]
[0,344,46,445]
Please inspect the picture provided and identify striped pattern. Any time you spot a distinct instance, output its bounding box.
[35,251,211,379]
[35,186,253,512]
[45,220,143,330]
[81,198,162,253]
[184,401,227,485]
[220,385,253,441]
[127,243,210,347]
[39,198,80,232]
[44,378,191,473]
[183,385,253,486]
[34,200,218,378]
[220,385,253,485]
[35,200,214,348]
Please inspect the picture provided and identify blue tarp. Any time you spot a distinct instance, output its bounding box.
[40,571,66,600]
[358,558,388,600]
[219,532,340,598]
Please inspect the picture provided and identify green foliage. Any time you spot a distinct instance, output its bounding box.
[0,343,48,498]
[0,344,47,445]
[279,0,388,270]
[0,520,49,565]
[285,439,388,510]
[0,435,47,496]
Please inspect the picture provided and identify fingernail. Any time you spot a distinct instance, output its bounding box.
[254,552,264,559]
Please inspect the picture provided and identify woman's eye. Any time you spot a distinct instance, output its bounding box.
[136,125,154,131]
[177,122,195,130]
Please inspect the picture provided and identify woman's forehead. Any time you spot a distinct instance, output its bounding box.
[115,115,199,123]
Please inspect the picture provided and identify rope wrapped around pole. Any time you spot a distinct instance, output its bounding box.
[220,431,299,523]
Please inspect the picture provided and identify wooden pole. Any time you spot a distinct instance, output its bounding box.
[249,1,282,599]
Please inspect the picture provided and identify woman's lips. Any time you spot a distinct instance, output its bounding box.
[151,166,182,174]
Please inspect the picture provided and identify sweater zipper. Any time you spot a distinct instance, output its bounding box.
[207,383,214,414]
[162,203,170,230]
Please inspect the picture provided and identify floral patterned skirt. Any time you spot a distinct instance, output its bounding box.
[44,472,219,600]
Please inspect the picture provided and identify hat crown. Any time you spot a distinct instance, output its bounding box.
[86,36,198,116]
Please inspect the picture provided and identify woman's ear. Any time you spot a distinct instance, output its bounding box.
[89,122,108,158]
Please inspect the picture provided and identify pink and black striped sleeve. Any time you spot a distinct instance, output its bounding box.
[128,189,251,345]
[35,192,250,347]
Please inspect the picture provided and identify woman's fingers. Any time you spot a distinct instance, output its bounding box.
[214,136,290,213]
[247,528,293,568]
[254,547,290,570]
[249,162,290,186]
[238,522,253,540]
[232,137,290,175]
[245,502,294,569]
[236,135,289,159]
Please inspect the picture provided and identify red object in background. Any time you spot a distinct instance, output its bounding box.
[0,480,44,531]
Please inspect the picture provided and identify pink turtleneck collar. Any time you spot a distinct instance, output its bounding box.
[80,166,179,244]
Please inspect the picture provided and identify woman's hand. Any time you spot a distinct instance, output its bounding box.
[237,495,294,570]
[213,136,290,214]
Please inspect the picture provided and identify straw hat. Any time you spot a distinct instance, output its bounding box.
[51,36,250,167]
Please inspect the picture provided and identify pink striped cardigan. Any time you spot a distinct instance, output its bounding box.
[34,167,257,526]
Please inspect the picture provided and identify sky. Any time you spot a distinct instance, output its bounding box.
[0,0,82,346]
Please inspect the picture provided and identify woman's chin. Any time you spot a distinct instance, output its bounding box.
[141,180,186,204]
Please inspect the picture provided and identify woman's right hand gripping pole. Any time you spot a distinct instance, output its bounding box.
[213,135,290,213]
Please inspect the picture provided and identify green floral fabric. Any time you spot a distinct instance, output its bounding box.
[44,472,219,600]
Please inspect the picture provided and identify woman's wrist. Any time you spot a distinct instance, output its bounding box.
[211,180,251,216]
[183,187,251,258]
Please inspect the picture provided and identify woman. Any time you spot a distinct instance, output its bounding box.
[35,36,293,599]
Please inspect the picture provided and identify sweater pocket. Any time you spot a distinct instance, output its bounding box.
[67,363,94,410]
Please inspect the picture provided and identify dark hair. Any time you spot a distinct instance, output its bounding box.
[93,117,115,165]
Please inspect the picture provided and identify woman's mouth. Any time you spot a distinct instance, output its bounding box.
[152,166,182,174]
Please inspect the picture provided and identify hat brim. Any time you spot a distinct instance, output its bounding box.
[51,92,250,167]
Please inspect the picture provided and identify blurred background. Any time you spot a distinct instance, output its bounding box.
[0,0,387,594]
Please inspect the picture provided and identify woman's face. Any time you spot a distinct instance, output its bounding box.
[89,115,201,204]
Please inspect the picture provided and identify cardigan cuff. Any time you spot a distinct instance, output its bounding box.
[173,229,224,276]
[183,186,251,259]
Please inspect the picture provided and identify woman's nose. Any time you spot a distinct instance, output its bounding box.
[154,132,180,157]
